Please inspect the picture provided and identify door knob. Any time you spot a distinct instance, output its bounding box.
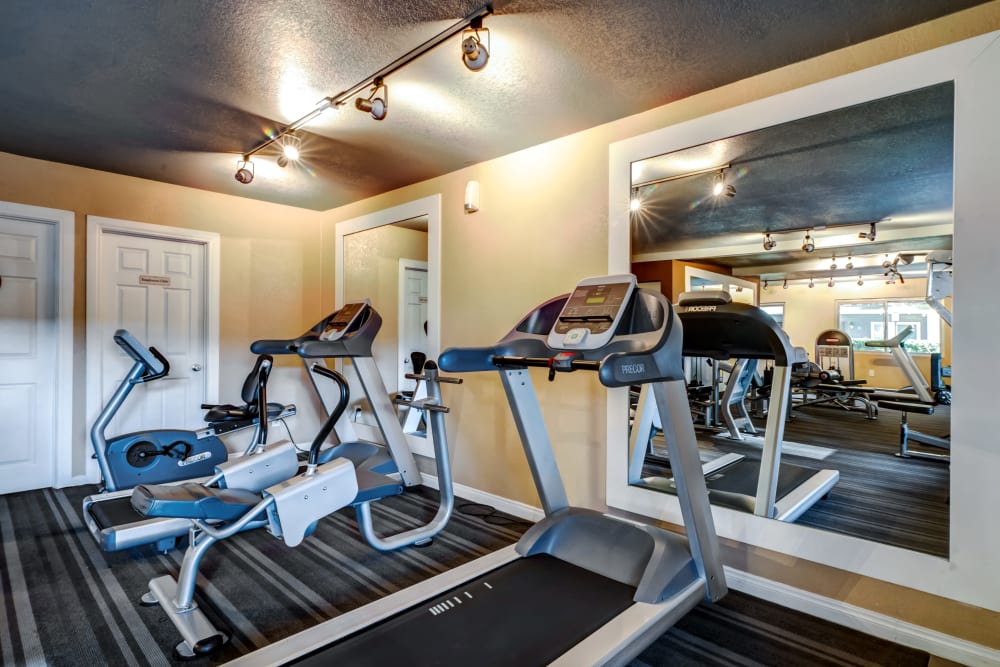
[192,364,202,372]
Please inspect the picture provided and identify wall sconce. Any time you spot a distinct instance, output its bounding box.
[464,180,480,213]
[355,77,388,120]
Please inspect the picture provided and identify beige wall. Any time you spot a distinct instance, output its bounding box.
[0,152,327,475]
[316,4,1000,651]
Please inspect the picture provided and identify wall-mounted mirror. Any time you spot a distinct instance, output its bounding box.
[335,194,442,458]
[624,82,954,558]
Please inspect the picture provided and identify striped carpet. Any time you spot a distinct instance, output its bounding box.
[644,404,950,557]
[0,484,930,666]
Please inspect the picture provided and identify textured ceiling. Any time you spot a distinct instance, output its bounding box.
[0,1,988,211]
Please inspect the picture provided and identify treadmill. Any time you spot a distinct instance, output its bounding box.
[225,273,726,667]
[630,290,839,522]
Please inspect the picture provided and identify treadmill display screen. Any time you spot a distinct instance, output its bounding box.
[553,282,630,335]
[321,302,365,340]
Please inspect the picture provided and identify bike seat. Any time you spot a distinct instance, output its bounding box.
[132,483,262,521]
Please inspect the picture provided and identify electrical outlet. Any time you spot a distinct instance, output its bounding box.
[868,369,876,377]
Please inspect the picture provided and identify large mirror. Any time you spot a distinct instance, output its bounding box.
[625,83,953,558]
[606,31,1000,610]
[335,194,442,458]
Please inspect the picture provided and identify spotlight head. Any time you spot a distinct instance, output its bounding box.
[858,222,877,241]
[763,280,769,291]
[830,260,837,271]
[277,154,288,168]
[846,256,854,270]
[762,233,777,251]
[355,78,388,120]
[802,233,815,253]
[630,198,641,212]
[782,279,789,290]
[828,277,835,287]
[882,254,892,269]
[808,278,814,288]
[461,32,489,71]
[857,275,864,286]
[712,171,735,198]
[234,158,254,184]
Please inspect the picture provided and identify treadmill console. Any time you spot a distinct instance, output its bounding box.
[320,301,369,341]
[547,274,636,350]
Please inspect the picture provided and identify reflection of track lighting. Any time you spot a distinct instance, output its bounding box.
[355,77,388,120]
[782,279,789,290]
[234,157,254,184]
[808,278,814,288]
[882,254,892,268]
[858,222,877,241]
[845,255,854,270]
[712,170,735,198]
[763,280,769,291]
[461,18,490,71]
[830,255,837,271]
[762,233,777,251]
[828,276,835,287]
[857,275,864,286]
[802,232,815,253]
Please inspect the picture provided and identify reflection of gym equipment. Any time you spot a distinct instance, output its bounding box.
[631,291,839,522]
[791,329,878,419]
[135,302,460,659]
[867,325,951,461]
[226,274,726,667]
[83,331,296,552]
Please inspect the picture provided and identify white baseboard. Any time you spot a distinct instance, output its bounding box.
[419,473,544,522]
[725,567,1000,667]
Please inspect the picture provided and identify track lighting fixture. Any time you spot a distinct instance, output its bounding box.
[845,255,854,270]
[234,157,254,184]
[858,222,877,241]
[808,278,815,288]
[782,279,789,290]
[355,77,388,120]
[712,170,735,198]
[857,275,864,286]
[830,254,837,271]
[276,134,301,168]
[762,233,777,251]
[233,5,493,184]
[801,232,815,253]
[882,254,892,269]
[828,276,835,287]
[762,280,769,291]
[461,17,490,71]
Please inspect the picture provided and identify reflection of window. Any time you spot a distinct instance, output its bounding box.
[837,299,941,353]
[760,303,784,328]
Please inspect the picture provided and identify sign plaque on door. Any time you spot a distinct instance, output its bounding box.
[139,274,171,286]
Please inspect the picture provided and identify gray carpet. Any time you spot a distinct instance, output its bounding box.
[0,484,930,666]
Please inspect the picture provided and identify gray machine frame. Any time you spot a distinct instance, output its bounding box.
[224,276,727,667]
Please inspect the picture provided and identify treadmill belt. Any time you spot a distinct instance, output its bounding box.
[87,495,144,528]
[706,461,817,499]
[290,554,637,667]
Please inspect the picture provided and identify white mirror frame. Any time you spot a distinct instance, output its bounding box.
[335,193,442,458]
[608,32,1000,611]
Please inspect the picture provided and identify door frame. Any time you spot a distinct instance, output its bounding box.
[85,215,220,481]
[335,194,441,458]
[0,202,75,487]
[397,258,428,392]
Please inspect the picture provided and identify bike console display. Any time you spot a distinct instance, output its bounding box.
[547,274,636,350]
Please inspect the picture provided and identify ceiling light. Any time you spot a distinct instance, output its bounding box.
[858,222,877,241]
[762,233,777,251]
[782,279,789,290]
[712,170,735,198]
[845,255,854,270]
[234,157,254,184]
[802,232,815,253]
[461,18,490,71]
[355,77,388,121]
[276,135,301,168]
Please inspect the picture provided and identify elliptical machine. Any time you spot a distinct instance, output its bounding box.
[91,329,295,492]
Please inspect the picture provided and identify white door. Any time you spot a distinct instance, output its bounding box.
[96,233,208,436]
[398,261,428,393]
[0,217,57,493]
